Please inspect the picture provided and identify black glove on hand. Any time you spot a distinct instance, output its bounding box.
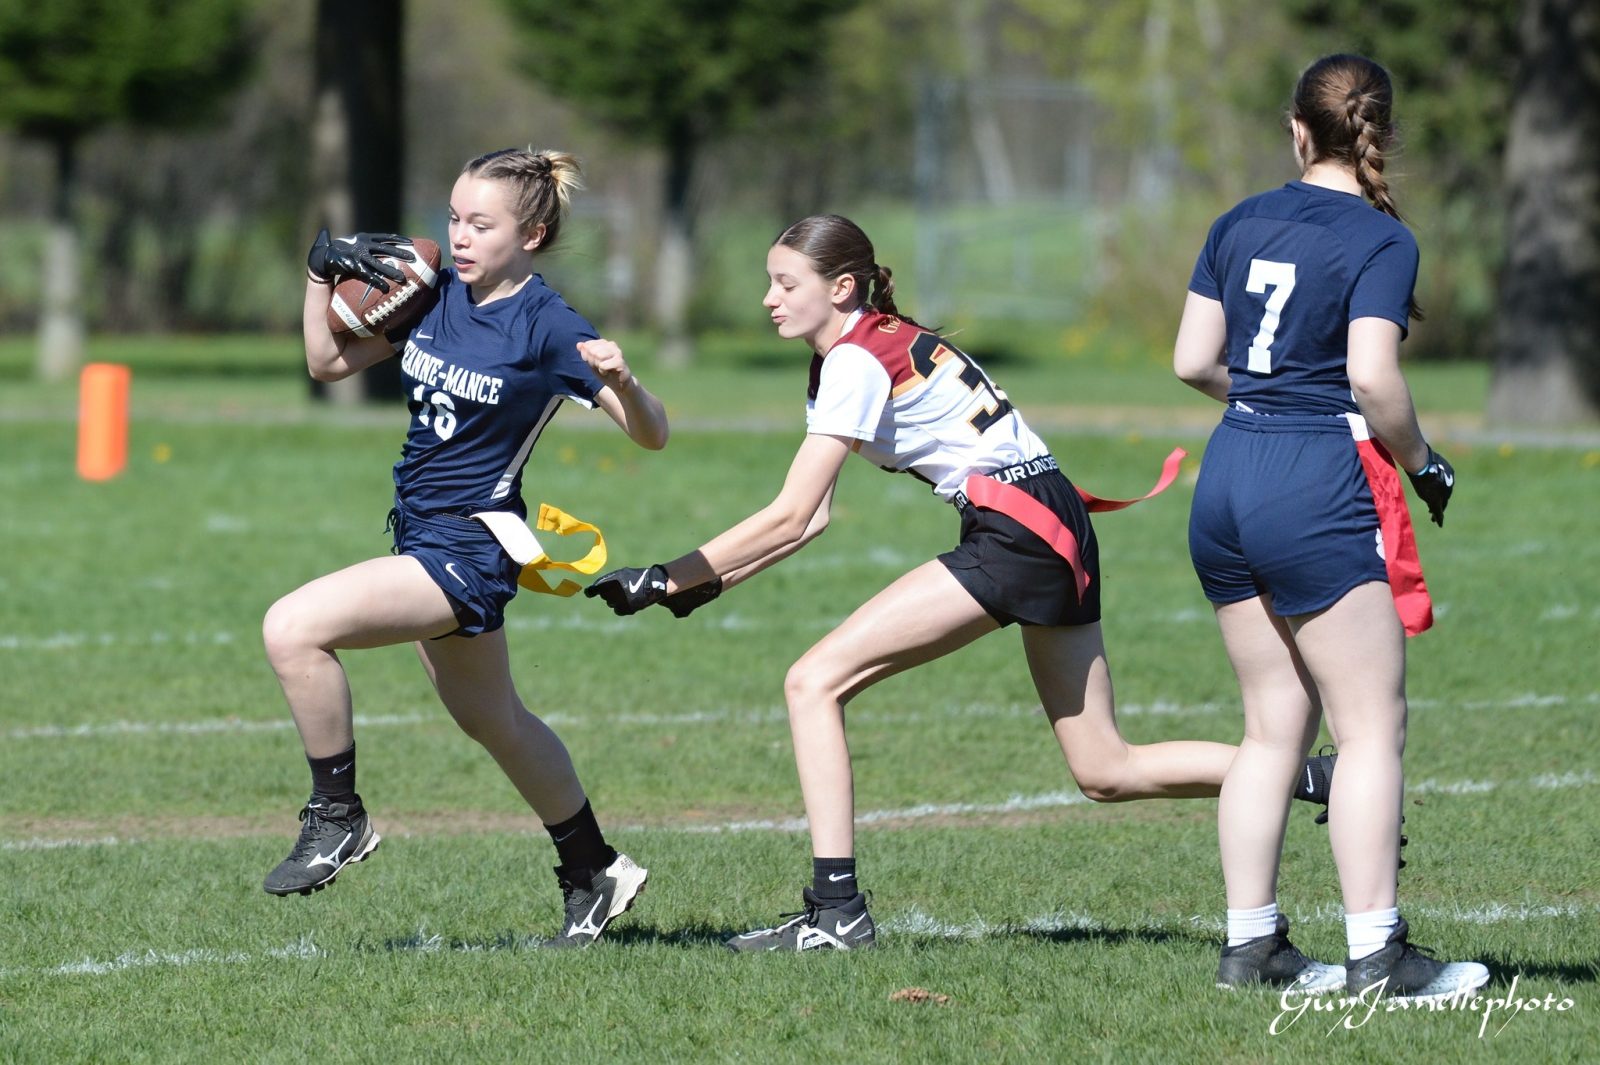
[661,575,723,618]
[1406,447,1454,527]
[306,228,414,291]
[584,564,670,616]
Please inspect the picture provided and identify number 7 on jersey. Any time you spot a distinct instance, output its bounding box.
[1245,258,1296,374]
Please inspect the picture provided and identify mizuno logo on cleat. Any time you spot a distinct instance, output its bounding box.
[568,898,606,938]
[308,833,352,870]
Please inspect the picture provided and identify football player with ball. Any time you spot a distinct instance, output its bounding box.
[261,147,668,948]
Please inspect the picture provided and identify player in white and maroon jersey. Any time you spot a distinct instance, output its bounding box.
[261,148,666,947]
[588,214,1331,953]
[1174,55,1486,1000]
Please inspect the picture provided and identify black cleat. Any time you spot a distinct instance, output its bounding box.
[263,797,380,896]
[542,853,649,948]
[726,888,877,952]
[1345,919,1490,1002]
[1217,914,1344,993]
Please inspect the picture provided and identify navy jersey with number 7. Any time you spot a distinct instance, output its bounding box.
[1188,180,1418,415]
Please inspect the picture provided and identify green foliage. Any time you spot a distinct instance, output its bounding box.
[0,0,256,142]
[495,0,858,145]
[1284,0,1520,193]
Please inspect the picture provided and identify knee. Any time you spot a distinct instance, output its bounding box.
[1065,750,1132,803]
[784,655,845,718]
[1074,773,1129,803]
[262,596,318,670]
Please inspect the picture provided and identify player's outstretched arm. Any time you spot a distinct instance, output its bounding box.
[584,436,848,617]
[581,339,669,450]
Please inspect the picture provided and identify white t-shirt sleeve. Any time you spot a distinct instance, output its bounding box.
[805,343,890,441]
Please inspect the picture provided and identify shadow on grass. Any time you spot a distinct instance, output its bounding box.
[1480,955,1600,987]
[370,921,1214,954]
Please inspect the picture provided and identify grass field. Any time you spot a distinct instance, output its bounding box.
[2,341,1597,1063]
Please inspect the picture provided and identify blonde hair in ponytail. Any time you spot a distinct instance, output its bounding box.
[462,147,583,250]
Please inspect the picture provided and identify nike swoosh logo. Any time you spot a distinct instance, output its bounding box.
[444,562,467,586]
[1305,766,1315,795]
[827,872,854,882]
[626,572,649,594]
[331,762,353,775]
[835,913,867,936]
[416,333,433,340]
[308,832,353,870]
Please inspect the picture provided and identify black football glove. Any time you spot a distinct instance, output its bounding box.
[661,575,722,618]
[584,564,670,616]
[306,228,414,291]
[1406,447,1454,527]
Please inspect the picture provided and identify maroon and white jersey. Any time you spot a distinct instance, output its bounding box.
[805,309,1049,500]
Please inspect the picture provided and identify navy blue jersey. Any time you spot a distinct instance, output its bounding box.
[1188,181,1418,415]
[393,270,604,516]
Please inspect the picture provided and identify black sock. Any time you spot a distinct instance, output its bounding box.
[308,744,357,805]
[544,799,615,875]
[812,856,858,900]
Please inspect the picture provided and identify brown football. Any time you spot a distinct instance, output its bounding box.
[326,237,443,338]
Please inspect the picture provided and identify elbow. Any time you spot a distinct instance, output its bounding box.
[638,423,669,451]
[773,510,814,545]
[307,362,346,383]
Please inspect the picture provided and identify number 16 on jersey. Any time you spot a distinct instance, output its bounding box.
[1245,258,1296,375]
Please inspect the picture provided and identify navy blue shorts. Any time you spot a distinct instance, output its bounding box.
[387,503,521,637]
[939,467,1101,628]
[1189,408,1387,616]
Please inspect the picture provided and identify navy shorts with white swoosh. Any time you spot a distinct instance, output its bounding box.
[387,503,521,637]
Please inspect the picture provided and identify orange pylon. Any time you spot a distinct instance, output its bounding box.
[77,362,130,481]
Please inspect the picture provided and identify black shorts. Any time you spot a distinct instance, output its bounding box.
[938,468,1101,628]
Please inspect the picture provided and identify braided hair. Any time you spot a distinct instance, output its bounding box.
[1290,54,1422,319]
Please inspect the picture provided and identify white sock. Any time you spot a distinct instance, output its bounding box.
[1345,907,1400,960]
[1226,902,1279,946]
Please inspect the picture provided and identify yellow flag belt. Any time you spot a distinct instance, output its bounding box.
[471,504,607,598]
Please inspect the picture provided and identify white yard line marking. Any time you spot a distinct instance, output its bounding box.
[6,770,1593,854]
[15,691,1597,744]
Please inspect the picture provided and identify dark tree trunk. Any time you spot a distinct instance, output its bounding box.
[1488,0,1600,424]
[309,0,407,404]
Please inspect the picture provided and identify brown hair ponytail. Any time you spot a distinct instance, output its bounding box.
[774,214,920,324]
[1292,55,1422,320]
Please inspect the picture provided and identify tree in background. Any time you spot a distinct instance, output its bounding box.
[1489,0,1600,423]
[0,0,253,381]
[308,0,407,404]
[497,0,858,366]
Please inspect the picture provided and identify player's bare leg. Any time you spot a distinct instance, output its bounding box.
[260,556,455,896]
[1288,581,1406,913]
[415,628,587,823]
[1212,594,1321,909]
[263,554,458,756]
[1023,622,1239,801]
[783,561,998,857]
